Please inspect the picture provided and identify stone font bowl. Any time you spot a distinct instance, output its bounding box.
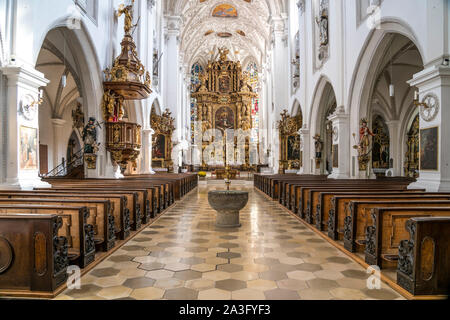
[208,191,249,228]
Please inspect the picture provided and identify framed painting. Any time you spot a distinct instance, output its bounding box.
[152,134,166,160]
[420,126,438,171]
[420,127,439,171]
[287,135,300,161]
[215,106,235,132]
[20,126,38,170]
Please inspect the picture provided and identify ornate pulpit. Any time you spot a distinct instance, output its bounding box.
[102,1,151,172]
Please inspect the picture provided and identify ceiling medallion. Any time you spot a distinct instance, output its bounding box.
[217,32,233,38]
[212,4,238,18]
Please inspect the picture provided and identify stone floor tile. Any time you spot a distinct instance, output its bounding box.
[130,287,165,300]
[264,288,300,300]
[97,286,132,299]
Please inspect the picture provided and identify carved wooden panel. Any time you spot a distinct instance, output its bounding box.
[34,232,47,276]
[0,236,13,274]
[420,237,435,281]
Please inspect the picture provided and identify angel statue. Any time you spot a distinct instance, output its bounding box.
[218,47,229,61]
[117,1,135,35]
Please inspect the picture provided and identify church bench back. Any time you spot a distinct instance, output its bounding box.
[0,204,94,268]
[397,217,450,296]
[306,189,423,228]
[328,193,450,240]
[343,199,450,253]
[0,214,69,295]
[0,194,115,252]
[364,207,450,269]
[32,188,143,231]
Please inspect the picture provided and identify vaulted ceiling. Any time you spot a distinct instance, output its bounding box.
[164,0,286,69]
[35,29,80,119]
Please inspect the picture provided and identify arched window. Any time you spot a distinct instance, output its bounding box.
[246,61,259,143]
[190,63,203,143]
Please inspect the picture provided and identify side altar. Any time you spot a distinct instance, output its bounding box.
[191,48,259,171]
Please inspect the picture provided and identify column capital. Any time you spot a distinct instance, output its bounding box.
[0,65,49,89]
[269,15,288,37]
[407,65,450,88]
[143,128,155,135]
[328,106,349,122]
[164,15,182,36]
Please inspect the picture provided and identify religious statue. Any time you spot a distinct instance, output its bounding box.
[358,118,375,156]
[103,67,112,81]
[144,71,151,87]
[313,134,323,159]
[241,119,251,131]
[102,91,125,122]
[82,117,99,154]
[72,102,85,130]
[117,1,135,35]
[316,0,329,46]
[218,47,229,61]
[240,72,251,92]
[198,72,208,92]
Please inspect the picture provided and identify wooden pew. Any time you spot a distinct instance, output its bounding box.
[397,217,450,296]
[305,186,416,225]
[343,197,450,252]
[294,182,411,220]
[37,186,155,222]
[364,207,450,268]
[0,214,69,296]
[0,204,94,268]
[32,188,144,229]
[45,179,168,214]
[0,194,115,251]
[17,191,129,241]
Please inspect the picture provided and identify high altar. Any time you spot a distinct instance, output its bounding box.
[191,48,258,170]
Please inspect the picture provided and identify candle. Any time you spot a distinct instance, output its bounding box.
[414,91,419,101]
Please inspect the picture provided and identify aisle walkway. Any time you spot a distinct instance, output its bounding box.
[56,183,403,300]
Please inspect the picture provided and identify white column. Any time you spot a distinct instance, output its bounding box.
[386,120,401,176]
[408,65,450,191]
[270,16,289,174]
[163,15,181,117]
[142,128,155,174]
[51,118,67,168]
[0,66,50,189]
[328,106,350,179]
[298,127,310,174]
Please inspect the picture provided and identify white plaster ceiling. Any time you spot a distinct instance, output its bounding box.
[165,0,285,69]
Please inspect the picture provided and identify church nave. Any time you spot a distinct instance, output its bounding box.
[56,183,402,301]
